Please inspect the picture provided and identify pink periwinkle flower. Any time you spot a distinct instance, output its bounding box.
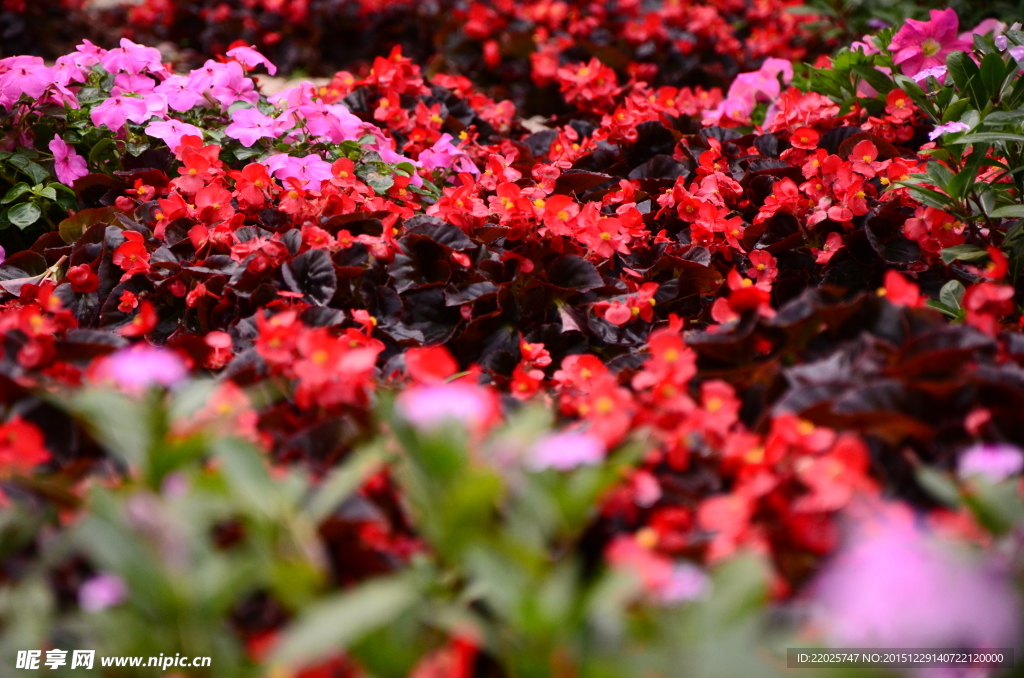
[225,107,281,147]
[660,562,711,604]
[812,513,1019,648]
[145,119,204,152]
[52,55,90,87]
[74,39,107,68]
[113,72,157,95]
[79,573,128,612]
[418,133,480,175]
[911,65,949,86]
[527,431,605,471]
[928,121,970,140]
[0,56,55,103]
[48,136,88,186]
[263,153,334,190]
[0,245,6,265]
[961,18,1006,42]
[95,345,188,391]
[209,61,259,108]
[299,102,365,144]
[100,38,164,75]
[154,75,205,113]
[226,45,277,76]
[890,9,972,77]
[396,382,500,433]
[958,443,1024,483]
[187,60,222,92]
[90,95,152,131]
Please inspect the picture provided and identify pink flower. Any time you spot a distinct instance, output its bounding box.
[186,60,222,93]
[226,45,277,75]
[527,431,605,471]
[145,119,204,152]
[79,573,127,612]
[0,56,55,103]
[153,75,204,112]
[48,136,88,186]
[418,133,480,175]
[298,102,365,144]
[113,72,156,94]
[263,153,334,190]
[100,38,164,75]
[209,61,258,108]
[225,107,280,147]
[958,443,1024,482]
[928,120,970,140]
[889,8,972,77]
[396,382,500,432]
[90,95,152,131]
[74,39,107,68]
[960,18,1006,42]
[605,536,709,605]
[94,345,188,392]
[812,510,1018,648]
[52,55,90,87]
[911,65,949,86]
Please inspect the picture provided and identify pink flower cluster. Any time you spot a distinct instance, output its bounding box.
[2,38,441,193]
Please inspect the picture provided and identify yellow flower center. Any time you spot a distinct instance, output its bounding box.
[921,38,942,57]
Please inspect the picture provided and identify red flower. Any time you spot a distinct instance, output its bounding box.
[964,282,1015,335]
[118,290,139,313]
[66,264,99,293]
[112,231,151,281]
[195,184,235,223]
[119,300,158,337]
[880,270,922,307]
[0,417,50,473]
[790,126,820,150]
[405,345,459,384]
[885,89,917,121]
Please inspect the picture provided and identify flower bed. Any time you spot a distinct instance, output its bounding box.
[1,6,1024,677]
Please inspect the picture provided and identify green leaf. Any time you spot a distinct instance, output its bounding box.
[915,466,961,507]
[991,205,1024,218]
[925,299,959,318]
[941,97,973,124]
[306,444,385,523]
[941,244,988,264]
[939,279,966,309]
[946,147,989,200]
[31,185,57,201]
[7,202,41,229]
[1,183,30,204]
[953,132,1024,145]
[947,50,984,107]
[67,389,152,469]
[850,63,895,95]
[979,52,1008,103]
[22,161,50,185]
[88,137,116,165]
[925,161,955,192]
[269,575,419,668]
[211,436,281,519]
